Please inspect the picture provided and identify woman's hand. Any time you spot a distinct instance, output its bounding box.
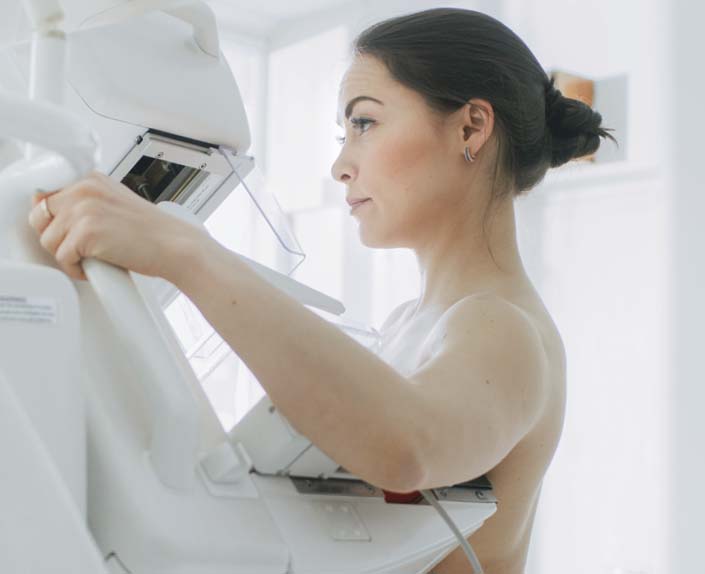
[27,171,210,283]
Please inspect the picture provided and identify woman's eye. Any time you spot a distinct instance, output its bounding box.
[336,117,375,145]
[351,117,374,132]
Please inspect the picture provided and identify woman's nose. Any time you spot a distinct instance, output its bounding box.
[330,151,354,183]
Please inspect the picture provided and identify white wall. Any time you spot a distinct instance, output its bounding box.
[668,1,705,573]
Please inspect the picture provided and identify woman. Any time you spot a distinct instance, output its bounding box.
[28,8,614,574]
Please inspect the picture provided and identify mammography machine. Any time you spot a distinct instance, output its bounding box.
[0,2,497,572]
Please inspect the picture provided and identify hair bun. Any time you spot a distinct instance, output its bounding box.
[544,81,616,168]
[544,85,563,117]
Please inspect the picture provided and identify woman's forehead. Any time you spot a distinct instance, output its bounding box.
[337,56,412,121]
[339,58,388,100]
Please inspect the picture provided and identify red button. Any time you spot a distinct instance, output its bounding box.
[382,489,423,504]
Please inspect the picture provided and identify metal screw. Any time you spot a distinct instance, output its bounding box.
[200,163,207,169]
[156,152,164,159]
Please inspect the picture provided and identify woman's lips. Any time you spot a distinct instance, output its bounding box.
[350,198,372,213]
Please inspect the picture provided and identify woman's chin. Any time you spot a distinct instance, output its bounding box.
[358,226,398,249]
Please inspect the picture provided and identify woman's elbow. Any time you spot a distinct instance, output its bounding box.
[371,445,428,493]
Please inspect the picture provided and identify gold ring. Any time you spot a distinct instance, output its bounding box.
[40,198,54,220]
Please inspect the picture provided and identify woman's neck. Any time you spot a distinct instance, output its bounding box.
[411,198,527,317]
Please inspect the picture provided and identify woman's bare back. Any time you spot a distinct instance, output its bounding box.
[376,279,566,574]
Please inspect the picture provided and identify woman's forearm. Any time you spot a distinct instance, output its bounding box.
[171,235,425,492]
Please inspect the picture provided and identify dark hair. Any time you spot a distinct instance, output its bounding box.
[353,8,617,242]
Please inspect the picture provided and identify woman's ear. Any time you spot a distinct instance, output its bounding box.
[459,98,495,160]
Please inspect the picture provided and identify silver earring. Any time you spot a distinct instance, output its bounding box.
[464,146,476,163]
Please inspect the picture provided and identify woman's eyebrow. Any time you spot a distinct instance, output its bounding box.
[336,96,384,126]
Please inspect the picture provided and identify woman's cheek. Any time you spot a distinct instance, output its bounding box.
[371,133,433,221]
[375,132,430,181]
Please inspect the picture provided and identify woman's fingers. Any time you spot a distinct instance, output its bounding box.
[28,192,58,234]
[37,215,69,258]
[26,178,91,281]
[26,171,200,280]
[31,189,57,207]
[54,220,91,281]
[29,184,98,280]
[29,179,104,236]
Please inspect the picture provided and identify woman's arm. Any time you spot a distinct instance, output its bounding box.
[26,174,424,491]
[27,175,549,492]
[173,237,427,492]
[173,237,549,492]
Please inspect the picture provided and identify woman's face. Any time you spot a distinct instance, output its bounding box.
[331,55,473,249]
